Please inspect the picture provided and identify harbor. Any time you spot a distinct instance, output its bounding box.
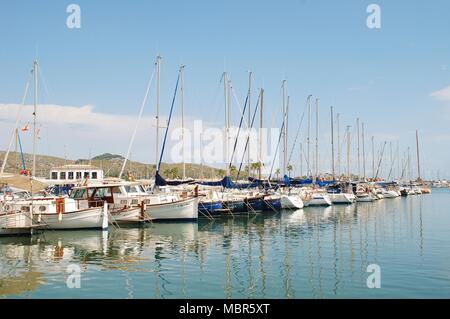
[1,189,449,298]
[1,1,450,301]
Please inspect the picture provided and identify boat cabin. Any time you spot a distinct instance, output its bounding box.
[69,183,150,210]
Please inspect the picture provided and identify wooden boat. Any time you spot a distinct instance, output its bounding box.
[0,210,34,236]
[145,196,198,221]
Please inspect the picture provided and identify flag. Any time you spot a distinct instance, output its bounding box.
[21,123,29,132]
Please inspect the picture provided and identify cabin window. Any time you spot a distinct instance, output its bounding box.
[70,189,87,199]
[68,172,74,179]
[88,188,96,197]
[139,185,146,193]
[84,172,89,178]
[60,172,66,180]
[94,187,112,198]
[76,172,82,179]
[92,172,98,179]
[51,172,58,179]
[124,186,132,193]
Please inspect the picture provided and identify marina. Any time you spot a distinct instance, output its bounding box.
[1,189,449,298]
[1,1,450,302]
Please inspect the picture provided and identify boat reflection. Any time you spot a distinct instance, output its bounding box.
[0,197,432,298]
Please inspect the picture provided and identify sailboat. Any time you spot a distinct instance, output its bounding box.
[148,62,199,221]
[327,106,355,204]
[303,98,331,207]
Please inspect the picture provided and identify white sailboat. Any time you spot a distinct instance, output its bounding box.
[280,193,304,209]
[305,192,332,206]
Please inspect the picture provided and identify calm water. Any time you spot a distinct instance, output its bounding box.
[1,189,450,299]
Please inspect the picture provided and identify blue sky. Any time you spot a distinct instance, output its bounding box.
[1,0,450,179]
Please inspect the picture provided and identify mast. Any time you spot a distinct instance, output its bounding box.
[416,129,421,181]
[282,80,287,177]
[337,112,340,178]
[330,106,335,180]
[371,136,375,180]
[299,142,303,177]
[362,122,366,181]
[286,95,290,177]
[155,55,161,166]
[356,118,360,180]
[32,60,38,177]
[389,141,393,181]
[397,141,400,181]
[315,98,319,181]
[247,71,252,177]
[180,65,186,179]
[407,147,411,182]
[346,125,351,181]
[307,95,311,177]
[223,72,230,176]
[258,88,264,180]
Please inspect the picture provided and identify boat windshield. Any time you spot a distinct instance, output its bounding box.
[124,185,139,193]
[70,189,87,199]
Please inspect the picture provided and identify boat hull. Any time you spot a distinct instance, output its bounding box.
[110,207,150,224]
[145,197,198,221]
[264,196,282,211]
[0,211,33,236]
[330,193,355,204]
[34,207,106,230]
[305,195,332,206]
[198,201,223,216]
[280,195,304,209]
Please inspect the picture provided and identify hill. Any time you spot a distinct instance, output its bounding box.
[0,151,248,180]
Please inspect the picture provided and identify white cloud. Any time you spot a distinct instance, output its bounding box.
[0,103,199,163]
[430,86,450,102]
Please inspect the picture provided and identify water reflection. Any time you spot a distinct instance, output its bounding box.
[1,192,449,298]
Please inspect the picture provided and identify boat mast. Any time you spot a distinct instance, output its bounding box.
[362,122,366,181]
[397,141,400,181]
[337,112,340,178]
[180,65,186,179]
[32,60,38,177]
[330,106,335,180]
[258,88,264,180]
[155,55,161,167]
[407,146,411,182]
[307,95,311,177]
[299,142,303,177]
[356,118,360,181]
[315,98,319,181]
[282,80,287,177]
[247,71,252,177]
[223,71,230,176]
[416,129,421,181]
[286,95,290,177]
[346,125,351,181]
[371,136,375,180]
